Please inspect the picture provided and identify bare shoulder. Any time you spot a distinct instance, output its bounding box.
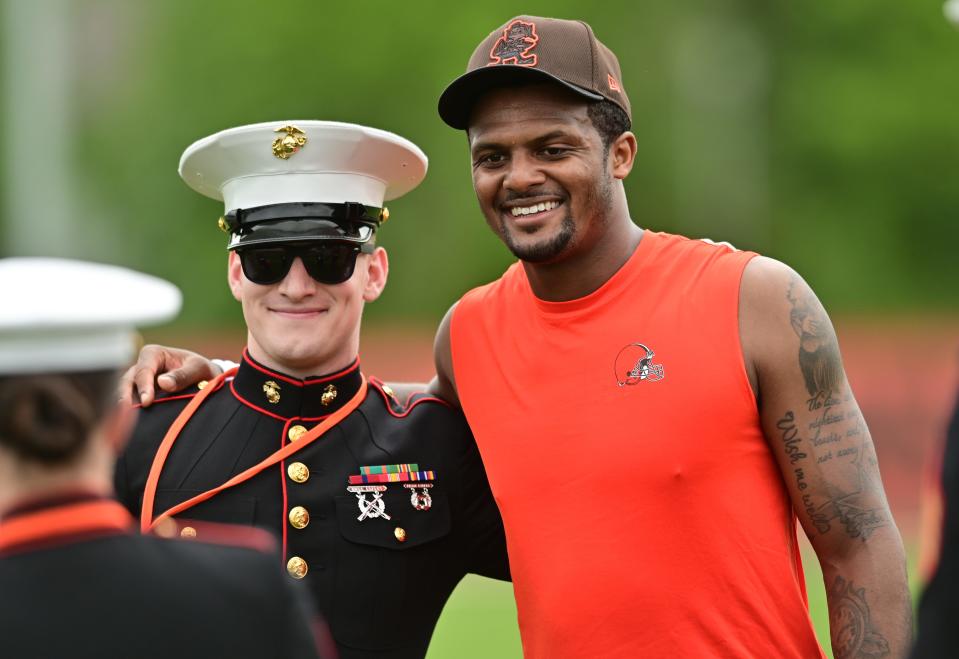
[739,256,836,394]
[739,255,806,334]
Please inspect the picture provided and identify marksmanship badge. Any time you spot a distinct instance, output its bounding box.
[346,485,391,521]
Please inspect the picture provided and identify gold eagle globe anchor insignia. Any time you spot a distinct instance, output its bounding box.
[263,380,281,404]
[321,384,337,406]
[271,124,307,159]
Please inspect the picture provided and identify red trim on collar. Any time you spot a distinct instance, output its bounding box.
[229,379,289,421]
[241,349,359,387]
[0,500,132,555]
[228,379,335,422]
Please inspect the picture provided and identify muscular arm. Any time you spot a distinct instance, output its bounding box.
[427,304,461,407]
[740,257,911,659]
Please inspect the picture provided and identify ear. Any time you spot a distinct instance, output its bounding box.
[361,247,389,303]
[609,131,637,180]
[227,251,243,302]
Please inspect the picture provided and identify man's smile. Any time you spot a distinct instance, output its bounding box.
[268,307,328,319]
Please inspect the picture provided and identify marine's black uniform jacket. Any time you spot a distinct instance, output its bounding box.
[0,492,323,659]
[116,351,510,659]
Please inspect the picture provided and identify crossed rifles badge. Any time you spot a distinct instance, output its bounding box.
[347,464,435,521]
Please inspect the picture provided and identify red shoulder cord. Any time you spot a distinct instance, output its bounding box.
[140,367,367,534]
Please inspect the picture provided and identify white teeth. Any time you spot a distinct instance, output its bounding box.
[510,201,558,217]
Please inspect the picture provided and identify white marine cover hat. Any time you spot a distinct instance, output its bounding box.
[178,121,429,250]
[0,258,182,374]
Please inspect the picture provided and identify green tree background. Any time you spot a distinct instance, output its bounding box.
[2,0,956,327]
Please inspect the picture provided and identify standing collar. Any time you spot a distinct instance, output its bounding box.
[1,489,109,520]
[231,349,364,420]
[0,492,132,556]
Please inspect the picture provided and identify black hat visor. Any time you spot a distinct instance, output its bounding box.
[226,202,379,250]
[438,65,603,130]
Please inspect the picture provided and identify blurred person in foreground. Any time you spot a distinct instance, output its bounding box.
[115,122,509,659]
[124,16,911,659]
[910,384,959,658]
[0,258,326,659]
[909,5,959,656]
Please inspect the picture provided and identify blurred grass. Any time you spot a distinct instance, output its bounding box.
[428,576,522,659]
[427,540,921,658]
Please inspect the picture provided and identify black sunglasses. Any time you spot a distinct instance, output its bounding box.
[237,243,373,286]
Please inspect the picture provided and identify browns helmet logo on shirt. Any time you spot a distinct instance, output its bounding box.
[614,343,665,386]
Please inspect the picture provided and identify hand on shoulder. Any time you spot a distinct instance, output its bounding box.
[119,344,222,407]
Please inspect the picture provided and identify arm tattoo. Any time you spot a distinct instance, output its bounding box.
[777,278,888,541]
[812,428,886,541]
[828,576,890,659]
[787,278,843,403]
[777,408,887,540]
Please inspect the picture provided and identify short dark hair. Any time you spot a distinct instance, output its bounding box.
[587,100,631,153]
[0,370,117,465]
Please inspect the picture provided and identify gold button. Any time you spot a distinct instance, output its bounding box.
[287,556,308,579]
[288,506,310,529]
[288,424,308,442]
[287,462,310,483]
[394,527,407,543]
[180,526,197,538]
[197,380,208,390]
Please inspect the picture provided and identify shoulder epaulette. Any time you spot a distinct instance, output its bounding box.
[133,378,227,410]
[368,377,450,418]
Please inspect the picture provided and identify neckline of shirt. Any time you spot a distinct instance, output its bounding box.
[523,229,657,317]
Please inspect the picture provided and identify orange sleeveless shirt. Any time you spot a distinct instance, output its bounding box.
[451,231,825,658]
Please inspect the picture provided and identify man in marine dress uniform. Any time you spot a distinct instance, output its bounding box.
[0,258,326,659]
[114,121,509,659]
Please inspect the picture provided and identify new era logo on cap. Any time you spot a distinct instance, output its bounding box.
[438,15,631,129]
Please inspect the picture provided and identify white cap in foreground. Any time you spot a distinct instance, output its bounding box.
[0,258,182,374]
[946,0,959,26]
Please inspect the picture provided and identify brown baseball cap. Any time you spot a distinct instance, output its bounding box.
[438,15,631,130]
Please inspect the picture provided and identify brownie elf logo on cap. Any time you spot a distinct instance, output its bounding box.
[438,15,632,130]
[488,19,539,67]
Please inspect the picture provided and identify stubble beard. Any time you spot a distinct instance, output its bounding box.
[498,171,613,264]
[502,213,576,263]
